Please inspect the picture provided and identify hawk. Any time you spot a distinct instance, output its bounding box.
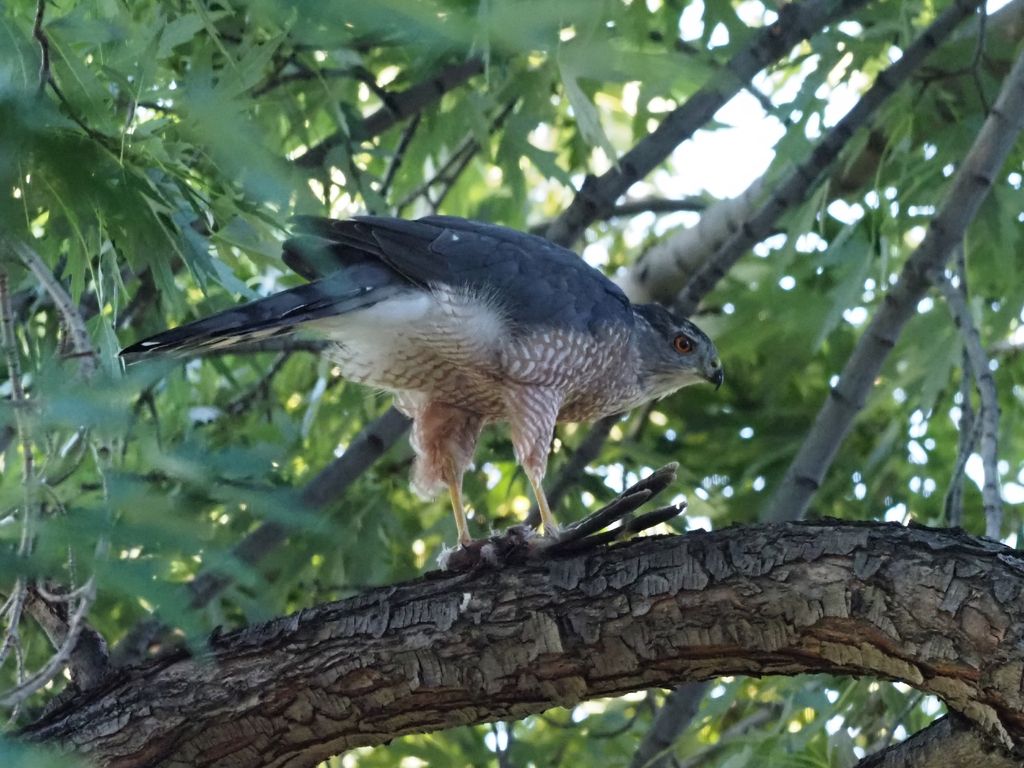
[121,216,722,548]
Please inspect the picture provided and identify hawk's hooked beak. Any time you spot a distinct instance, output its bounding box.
[705,358,724,390]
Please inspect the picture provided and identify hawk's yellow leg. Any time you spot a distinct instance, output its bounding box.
[446,458,473,547]
[527,473,559,537]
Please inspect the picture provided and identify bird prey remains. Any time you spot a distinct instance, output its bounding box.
[121,216,723,548]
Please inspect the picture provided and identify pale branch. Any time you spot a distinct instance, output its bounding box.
[23,521,1024,766]
[934,272,1002,537]
[628,682,709,768]
[0,579,27,678]
[293,58,485,169]
[616,177,765,305]
[6,239,96,380]
[20,585,108,692]
[763,44,1024,523]
[673,0,983,318]
[543,0,874,249]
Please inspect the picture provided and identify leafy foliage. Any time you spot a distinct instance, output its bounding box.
[2,0,1022,764]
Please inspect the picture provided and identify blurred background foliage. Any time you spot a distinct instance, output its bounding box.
[1,0,1023,764]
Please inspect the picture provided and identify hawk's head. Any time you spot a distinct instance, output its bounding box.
[633,304,723,399]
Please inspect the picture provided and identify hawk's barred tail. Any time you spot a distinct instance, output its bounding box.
[119,259,407,362]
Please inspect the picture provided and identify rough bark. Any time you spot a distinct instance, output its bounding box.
[22,520,1024,768]
[858,714,1019,768]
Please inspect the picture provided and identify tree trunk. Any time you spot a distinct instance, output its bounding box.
[22,520,1024,767]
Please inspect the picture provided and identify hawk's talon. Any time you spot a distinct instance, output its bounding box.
[540,522,563,540]
[439,464,685,572]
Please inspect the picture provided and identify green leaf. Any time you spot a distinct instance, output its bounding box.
[558,58,617,164]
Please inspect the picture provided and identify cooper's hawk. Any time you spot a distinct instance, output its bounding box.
[121,216,723,547]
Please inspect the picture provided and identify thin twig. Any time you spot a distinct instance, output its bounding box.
[971,5,991,114]
[225,352,290,416]
[32,0,49,93]
[764,43,1024,522]
[396,99,517,214]
[673,0,984,317]
[380,112,422,200]
[933,269,1002,537]
[0,579,28,673]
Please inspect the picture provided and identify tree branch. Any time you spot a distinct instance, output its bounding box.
[763,42,1024,523]
[543,0,874,249]
[673,0,983,317]
[292,58,484,169]
[857,714,1019,768]
[23,520,1024,765]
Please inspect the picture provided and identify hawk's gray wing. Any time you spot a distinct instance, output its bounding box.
[291,215,635,335]
[121,216,634,361]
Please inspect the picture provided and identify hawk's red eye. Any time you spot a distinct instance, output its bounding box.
[673,335,694,354]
